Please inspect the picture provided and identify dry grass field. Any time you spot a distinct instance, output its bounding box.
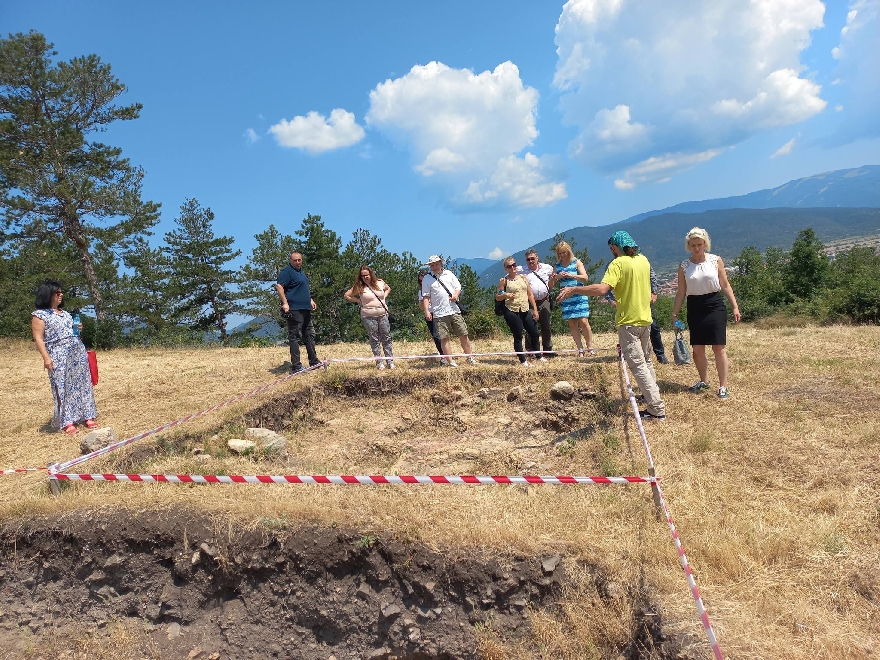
[1,323,879,659]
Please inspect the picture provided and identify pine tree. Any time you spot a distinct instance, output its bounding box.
[293,214,346,343]
[0,31,160,319]
[163,199,243,343]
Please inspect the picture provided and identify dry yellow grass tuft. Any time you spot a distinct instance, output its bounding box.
[2,325,879,658]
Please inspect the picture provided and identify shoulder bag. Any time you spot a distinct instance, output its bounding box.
[494,278,508,316]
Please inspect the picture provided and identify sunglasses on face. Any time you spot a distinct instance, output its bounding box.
[505,263,517,268]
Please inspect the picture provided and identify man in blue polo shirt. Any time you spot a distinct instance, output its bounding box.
[275,251,320,372]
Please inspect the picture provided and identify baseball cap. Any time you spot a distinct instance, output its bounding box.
[425,255,443,265]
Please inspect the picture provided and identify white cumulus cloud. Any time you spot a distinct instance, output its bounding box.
[554,0,827,186]
[366,61,566,209]
[269,109,365,154]
[488,247,505,260]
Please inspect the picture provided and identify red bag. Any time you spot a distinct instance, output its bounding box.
[87,350,99,386]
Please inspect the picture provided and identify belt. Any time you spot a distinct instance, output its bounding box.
[535,296,549,302]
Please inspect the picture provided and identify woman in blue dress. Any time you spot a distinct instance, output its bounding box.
[31,280,98,434]
[550,241,595,356]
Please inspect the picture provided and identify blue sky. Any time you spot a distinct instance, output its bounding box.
[5,0,880,266]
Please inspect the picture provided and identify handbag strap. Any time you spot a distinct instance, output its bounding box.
[430,271,460,309]
[368,283,390,314]
[528,266,551,297]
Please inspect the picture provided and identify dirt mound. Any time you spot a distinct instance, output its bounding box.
[0,509,678,659]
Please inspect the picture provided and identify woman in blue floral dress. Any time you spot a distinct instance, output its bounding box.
[31,281,98,434]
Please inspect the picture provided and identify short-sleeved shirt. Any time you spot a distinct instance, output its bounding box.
[277,264,312,310]
[517,263,553,300]
[422,270,462,318]
[601,254,652,327]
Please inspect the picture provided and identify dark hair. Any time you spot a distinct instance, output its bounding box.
[35,280,63,310]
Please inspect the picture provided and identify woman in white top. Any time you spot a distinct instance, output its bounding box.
[672,227,741,399]
[344,266,395,369]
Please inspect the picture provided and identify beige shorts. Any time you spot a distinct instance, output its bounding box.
[435,314,468,340]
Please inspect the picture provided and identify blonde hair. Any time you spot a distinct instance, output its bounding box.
[555,241,574,262]
[685,227,711,252]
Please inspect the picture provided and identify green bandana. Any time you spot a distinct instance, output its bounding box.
[608,230,638,249]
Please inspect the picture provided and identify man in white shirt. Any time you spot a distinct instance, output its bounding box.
[518,249,554,358]
[421,255,477,367]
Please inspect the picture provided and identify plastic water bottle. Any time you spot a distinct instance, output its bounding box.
[72,313,81,337]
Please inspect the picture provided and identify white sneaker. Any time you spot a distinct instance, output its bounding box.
[537,357,548,363]
[377,362,386,370]
[388,362,396,370]
[467,356,478,365]
[439,357,448,366]
[521,360,532,367]
[447,359,459,368]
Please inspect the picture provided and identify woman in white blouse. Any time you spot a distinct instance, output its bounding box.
[672,227,741,399]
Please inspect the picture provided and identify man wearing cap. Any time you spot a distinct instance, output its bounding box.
[517,248,554,359]
[557,231,666,420]
[421,255,477,367]
[275,251,321,373]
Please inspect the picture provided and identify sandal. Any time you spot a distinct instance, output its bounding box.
[586,348,597,357]
[85,419,98,429]
[62,424,78,435]
[577,348,586,357]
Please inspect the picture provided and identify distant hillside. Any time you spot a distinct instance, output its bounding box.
[629,165,880,222]
[479,207,880,285]
[230,316,284,340]
[453,257,496,273]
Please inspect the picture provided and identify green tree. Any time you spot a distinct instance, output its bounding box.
[824,246,880,323]
[163,199,243,343]
[0,234,88,337]
[239,224,297,335]
[0,31,160,319]
[785,228,828,301]
[119,237,173,336]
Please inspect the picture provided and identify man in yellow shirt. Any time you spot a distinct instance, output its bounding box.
[557,231,666,420]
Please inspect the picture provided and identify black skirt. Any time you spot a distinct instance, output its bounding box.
[687,291,727,346]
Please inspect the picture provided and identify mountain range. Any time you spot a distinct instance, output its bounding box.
[477,165,880,286]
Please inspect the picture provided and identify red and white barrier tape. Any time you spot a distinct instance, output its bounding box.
[655,481,724,659]
[55,361,327,472]
[51,473,657,485]
[615,346,723,657]
[1,467,46,476]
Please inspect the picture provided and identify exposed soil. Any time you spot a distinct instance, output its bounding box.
[1,372,691,658]
[0,509,680,660]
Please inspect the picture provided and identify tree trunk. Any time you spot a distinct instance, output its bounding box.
[60,209,105,320]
